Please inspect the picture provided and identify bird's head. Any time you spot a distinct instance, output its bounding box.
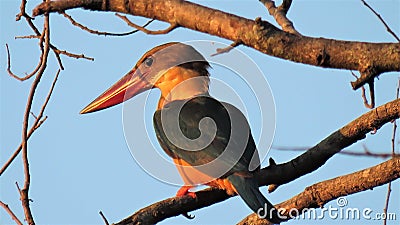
[80,42,210,114]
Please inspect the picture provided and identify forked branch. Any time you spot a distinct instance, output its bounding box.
[32,0,400,82]
[116,13,178,35]
[259,0,300,35]
[62,12,154,36]
[238,157,400,225]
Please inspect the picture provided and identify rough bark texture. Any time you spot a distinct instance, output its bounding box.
[33,0,400,89]
[115,157,400,225]
[238,157,400,225]
[258,98,400,185]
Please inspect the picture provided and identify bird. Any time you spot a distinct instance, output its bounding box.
[80,42,280,223]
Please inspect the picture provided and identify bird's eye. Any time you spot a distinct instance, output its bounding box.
[144,57,153,67]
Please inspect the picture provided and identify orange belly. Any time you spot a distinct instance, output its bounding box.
[173,158,237,195]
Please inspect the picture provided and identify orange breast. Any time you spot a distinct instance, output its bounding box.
[173,158,237,196]
[155,67,209,109]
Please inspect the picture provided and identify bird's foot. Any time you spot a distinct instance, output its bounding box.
[176,186,197,198]
[176,186,196,219]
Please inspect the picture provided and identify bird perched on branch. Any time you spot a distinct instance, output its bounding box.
[81,42,280,223]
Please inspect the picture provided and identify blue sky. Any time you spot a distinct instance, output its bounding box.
[1,0,399,224]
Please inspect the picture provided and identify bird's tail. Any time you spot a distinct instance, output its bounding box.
[228,173,281,224]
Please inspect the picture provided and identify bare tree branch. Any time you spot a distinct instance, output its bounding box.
[10,0,94,73]
[238,157,400,225]
[99,211,110,225]
[210,40,242,57]
[350,71,376,108]
[361,0,400,42]
[257,98,399,186]
[0,69,59,176]
[115,13,178,35]
[6,43,44,81]
[259,0,300,35]
[392,79,400,155]
[52,48,94,61]
[272,146,400,159]
[0,201,23,225]
[383,183,392,225]
[350,0,400,90]
[0,117,47,176]
[383,79,399,225]
[362,82,375,108]
[32,0,400,87]
[61,12,154,36]
[351,70,380,91]
[15,34,41,39]
[18,11,51,224]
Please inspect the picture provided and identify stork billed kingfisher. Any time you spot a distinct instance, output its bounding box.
[80,42,280,223]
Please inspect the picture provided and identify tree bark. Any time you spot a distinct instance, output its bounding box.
[33,0,400,89]
[238,157,400,225]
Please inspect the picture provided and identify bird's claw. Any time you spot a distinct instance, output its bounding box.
[182,212,195,219]
[176,186,196,219]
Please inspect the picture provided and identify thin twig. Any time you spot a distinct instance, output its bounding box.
[351,71,375,108]
[14,0,93,71]
[361,0,400,42]
[16,182,21,193]
[6,43,43,81]
[382,183,392,225]
[99,211,110,225]
[52,48,94,61]
[211,40,242,56]
[392,79,400,155]
[19,10,51,224]
[0,69,59,176]
[0,201,23,225]
[5,44,19,79]
[365,81,375,108]
[62,12,154,36]
[12,0,48,80]
[383,79,399,225]
[0,117,47,176]
[116,13,178,35]
[16,0,35,21]
[360,85,374,108]
[15,34,41,39]
[272,146,399,159]
[52,49,65,70]
[38,69,60,122]
[30,112,38,120]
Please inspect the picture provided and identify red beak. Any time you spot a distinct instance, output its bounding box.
[80,68,152,114]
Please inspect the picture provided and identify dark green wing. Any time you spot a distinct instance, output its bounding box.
[153,96,260,178]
